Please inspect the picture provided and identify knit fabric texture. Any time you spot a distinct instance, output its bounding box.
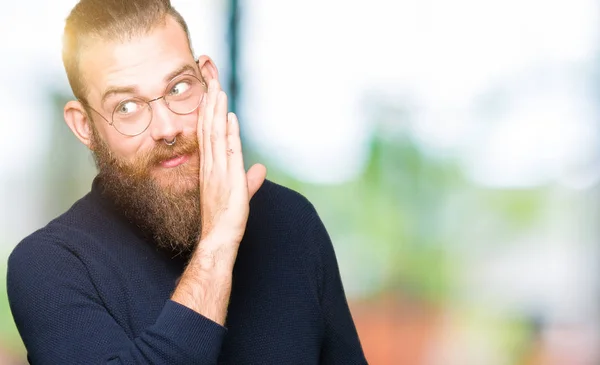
[7,178,367,364]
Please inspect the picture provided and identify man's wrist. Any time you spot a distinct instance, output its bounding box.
[171,240,236,325]
[193,236,239,273]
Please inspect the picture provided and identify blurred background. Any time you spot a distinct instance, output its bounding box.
[1,0,599,364]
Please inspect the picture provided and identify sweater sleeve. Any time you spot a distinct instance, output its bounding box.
[6,235,226,365]
[303,206,368,364]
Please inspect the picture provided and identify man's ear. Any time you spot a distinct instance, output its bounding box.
[64,100,94,149]
[196,55,219,84]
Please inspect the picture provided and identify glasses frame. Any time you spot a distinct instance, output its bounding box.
[81,73,206,137]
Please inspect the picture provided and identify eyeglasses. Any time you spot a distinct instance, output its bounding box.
[82,74,206,137]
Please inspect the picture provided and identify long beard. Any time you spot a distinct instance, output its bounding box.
[90,127,201,254]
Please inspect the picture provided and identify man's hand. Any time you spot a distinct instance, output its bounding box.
[171,78,266,325]
[197,79,266,265]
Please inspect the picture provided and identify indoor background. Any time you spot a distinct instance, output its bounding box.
[1,0,599,364]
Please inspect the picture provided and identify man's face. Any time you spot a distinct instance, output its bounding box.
[80,16,202,192]
[74,16,209,251]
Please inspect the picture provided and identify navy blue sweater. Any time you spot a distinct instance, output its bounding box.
[7,178,366,364]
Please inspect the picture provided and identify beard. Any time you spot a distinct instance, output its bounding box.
[90,126,201,254]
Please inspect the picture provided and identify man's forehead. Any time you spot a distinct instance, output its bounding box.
[79,18,194,101]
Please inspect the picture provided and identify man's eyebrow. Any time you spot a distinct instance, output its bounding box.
[164,64,198,83]
[101,85,138,107]
[100,64,198,107]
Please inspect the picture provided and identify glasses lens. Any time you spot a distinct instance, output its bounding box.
[111,97,152,136]
[164,74,204,115]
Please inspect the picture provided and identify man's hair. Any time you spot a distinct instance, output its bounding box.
[62,0,192,101]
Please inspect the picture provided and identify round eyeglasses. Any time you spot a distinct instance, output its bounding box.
[82,74,206,137]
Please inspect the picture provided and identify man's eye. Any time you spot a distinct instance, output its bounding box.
[169,81,191,96]
[117,101,139,114]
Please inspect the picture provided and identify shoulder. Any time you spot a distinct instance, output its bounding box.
[7,193,106,279]
[247,180,339,297]
[249,179,320,227]
[6,214,108,357]
[6,220,97,319]
[251,179,312,207]
[246,179,331,260]
[8,220,86,283]
[6,192,119,308]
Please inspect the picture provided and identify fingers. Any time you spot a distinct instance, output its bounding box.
[212,91,228,169]
[226,112,266,198]
[226,112,244,174]
[201,79,221,172]
[199,79,266,202]
[196,94,206,178]
[246,163,267,199]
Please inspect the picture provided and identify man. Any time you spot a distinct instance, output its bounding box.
[6,0,367,364]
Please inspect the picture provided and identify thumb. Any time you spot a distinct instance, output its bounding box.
[246,163,267,199]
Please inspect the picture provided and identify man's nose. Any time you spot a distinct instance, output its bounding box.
[149,99,183,142]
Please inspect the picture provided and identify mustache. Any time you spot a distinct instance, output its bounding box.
[143,134,199,166]
[92,132,200,179]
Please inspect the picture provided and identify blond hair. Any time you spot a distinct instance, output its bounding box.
[62,0,192,101]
